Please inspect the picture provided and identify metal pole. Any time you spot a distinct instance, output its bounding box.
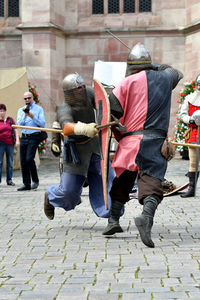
[194,126,200,197]
[106,29,131,50]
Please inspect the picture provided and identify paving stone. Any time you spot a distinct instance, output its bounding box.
[0,157,200,299]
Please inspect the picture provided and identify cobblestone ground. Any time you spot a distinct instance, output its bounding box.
[0,156,200,300]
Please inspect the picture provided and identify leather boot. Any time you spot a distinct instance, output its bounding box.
[44,192,55,220]
[181,172,198,198]
[134,195,159,248]
[103,200,124,235]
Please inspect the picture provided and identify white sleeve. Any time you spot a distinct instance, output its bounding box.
[180,98,190,124]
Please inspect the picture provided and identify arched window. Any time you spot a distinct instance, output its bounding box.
[92,0,151,14]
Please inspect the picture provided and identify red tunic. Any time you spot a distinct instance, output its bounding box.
[111,69,172,180]
[0,117,15,145]
[186,103,200,143]
[111,71,147,177]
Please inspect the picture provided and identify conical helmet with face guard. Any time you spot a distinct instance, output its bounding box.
[126,43,152,76]
[62,73,88,107]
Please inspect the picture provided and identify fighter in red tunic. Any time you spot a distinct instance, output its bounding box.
[103,43,183,248]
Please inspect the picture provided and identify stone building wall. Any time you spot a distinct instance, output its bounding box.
[0,0,200,136]
[0,14,22,68]
[185,0,200,81]
[18,0,66,125]
[63,0,187,135]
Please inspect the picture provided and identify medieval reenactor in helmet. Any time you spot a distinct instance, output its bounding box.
[179,74,200,197]
[102,43,183,248]
[44,73,123,220]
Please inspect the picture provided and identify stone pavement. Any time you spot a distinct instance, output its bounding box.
[0,156,200,300]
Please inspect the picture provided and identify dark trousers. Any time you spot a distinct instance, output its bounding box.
[110,170,163,205]
[20,134,41,186]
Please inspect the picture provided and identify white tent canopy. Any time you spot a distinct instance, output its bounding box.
[0,67,28,120]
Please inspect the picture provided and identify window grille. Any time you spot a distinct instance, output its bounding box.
[0,0,4,17]
[92,0,151,14]
[8,0,19,17]
[108,0,119,14]
[139,0,151,12]
[124,0,135,13]
[92,0,104,14]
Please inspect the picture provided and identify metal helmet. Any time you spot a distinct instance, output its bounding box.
[62,73,84,91]
[62,73,88,107]
[126,43,152,76]
[195,74,200,92]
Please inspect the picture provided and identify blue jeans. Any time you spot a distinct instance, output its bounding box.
[47,154,118,218]
[0,141,15,184]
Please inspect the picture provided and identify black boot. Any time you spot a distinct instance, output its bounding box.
[134,195,159,248]
[180,172,198,198]
[103,200,124,235]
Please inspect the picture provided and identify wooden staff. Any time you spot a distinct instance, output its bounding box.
[12,122,120,133]
[171,141,200,149]
[12,125,62,133]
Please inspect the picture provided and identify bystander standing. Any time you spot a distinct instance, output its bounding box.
[17,92,45,191]
[0,104,19,186]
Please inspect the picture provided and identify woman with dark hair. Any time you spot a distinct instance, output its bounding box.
[0,104,19,186]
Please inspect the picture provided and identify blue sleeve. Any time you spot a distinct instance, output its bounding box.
[17,108,26,125]
[33,106,45,127]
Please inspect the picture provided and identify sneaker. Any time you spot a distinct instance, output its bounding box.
[31,182,39,190]
[44,192,54,220]
[7,181,15,186]
[17,185,31,191]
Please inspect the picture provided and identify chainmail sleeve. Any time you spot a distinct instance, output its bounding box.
[158,64,183,90]
[86,87,96,109]
[109,92,124,119]
[52,121,61,144]
[56,102,73,129]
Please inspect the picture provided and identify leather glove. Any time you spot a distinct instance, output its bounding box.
[74,122,98,138]
[52,121,61,129]
[52,143,60,153]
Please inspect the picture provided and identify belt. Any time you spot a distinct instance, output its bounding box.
[66,136,93,145]
[76,137,93,144]
[22,132,40,138]
[121,129,166,139]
